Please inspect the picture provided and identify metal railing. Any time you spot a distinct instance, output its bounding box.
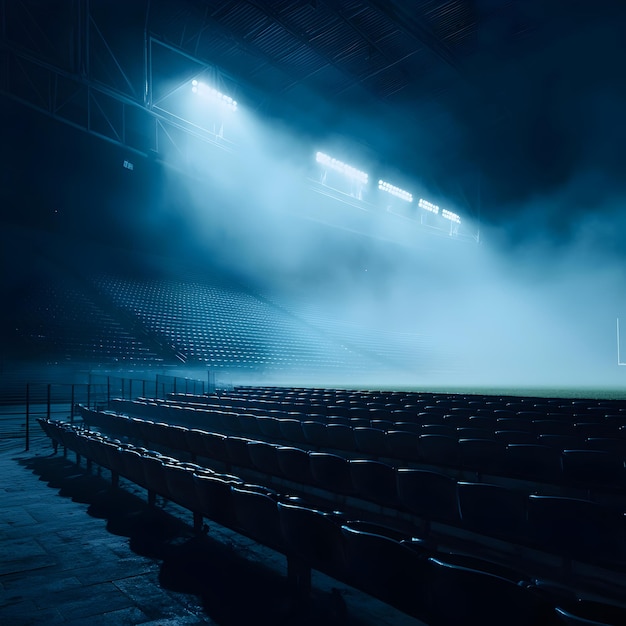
[16,373,207,451]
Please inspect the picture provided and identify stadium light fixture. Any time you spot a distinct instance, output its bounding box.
[378,180,413,202]
[191,79,238,112]
[418,198,439,214]
[442,209,461,224]
[315,152,368,184]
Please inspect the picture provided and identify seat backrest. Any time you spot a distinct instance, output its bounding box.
[396,468,460,524]
[428,557,561,626]
[309,451,355,495]
[349,459,398,507]
[457,481,527,540]
[527,494,625,565]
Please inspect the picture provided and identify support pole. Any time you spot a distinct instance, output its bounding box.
[287,556,311,604]
[47,384,51,421]
[25,383,30,452]
[70,384,75,424]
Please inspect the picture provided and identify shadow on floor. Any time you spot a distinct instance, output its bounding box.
[19,454,363,626]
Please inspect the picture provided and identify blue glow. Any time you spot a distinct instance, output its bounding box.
[442,209,461,224]
[378,180,413,202]
[418,198,439,214]
[191,80,238,112]
[315,152,369,184]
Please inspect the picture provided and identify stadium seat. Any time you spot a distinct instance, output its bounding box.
[301,420,329,448]
[385,429,420,461]
[309,451,355,496]
[247,440,282,476]
[278,418,307,445]
[527,494,625,565]
[277,501,346,580]
[230,484,284,551]
[326,423,357,452]
[276,446,314,485]
[504,444,562,483]
[418,434,460,467]
[458,438,506,474]
[353,426,386,456]
[396,468,460,525]
[555,598,626,625]
[560,449,625,489]
[457,481,527,540]
[341,521,431,620]
[428,557,562,626]
[224,436,255,469]
[195,473,241,526]
[349,459,398,507]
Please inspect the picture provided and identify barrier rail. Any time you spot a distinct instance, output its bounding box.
[14,374,206,451]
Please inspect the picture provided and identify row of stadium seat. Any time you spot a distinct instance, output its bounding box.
[75,407,626,570]
[111,395,626,442]
[97,402,626,493]
[171,387,626,415]
[96,275,373,370]
[38,417,626,626]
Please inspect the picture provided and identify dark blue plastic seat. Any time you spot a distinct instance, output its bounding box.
[341,521,431,620]
[326,423,357,452]
[230,484,284,551]
[247,440,282,476]
[309,452,355,495]
[527,494,625,565]
[277,501,346,579]
[353,426,386,456]
[276,446,314,484]
[195,473,240,526]
[457,481,527,540]
[418,434,460,467]
[385,429,420,461]
[396,468,460,525]
[428,557,562,626]
[278,418,306,445]
[224,436,254,469]
[349,459,398,507]
[560,449,625,489]
[504,444,562,483]
[459,438,506,474]
[301,420,329,448]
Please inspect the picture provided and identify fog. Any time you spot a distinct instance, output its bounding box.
[151,78,626,393]
[2,2,624,396]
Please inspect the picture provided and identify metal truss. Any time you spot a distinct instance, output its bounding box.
[0,0,237,166]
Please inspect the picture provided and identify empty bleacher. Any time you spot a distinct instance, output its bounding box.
[3,225,420,375]
[94,274,375,372]
[37,386,626,625]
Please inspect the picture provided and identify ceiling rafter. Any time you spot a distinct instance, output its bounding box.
[240,0,405,101]
[363,0,461,73]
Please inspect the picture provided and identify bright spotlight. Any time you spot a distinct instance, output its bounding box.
[191,80,238,111]
[442,209,461,224]
[418,198,439,214]
[315,152,368,184]
[378,180,413,202]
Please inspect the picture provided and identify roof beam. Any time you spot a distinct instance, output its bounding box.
[362,0,461,73]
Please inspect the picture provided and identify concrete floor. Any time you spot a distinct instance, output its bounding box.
[0,440,426,625]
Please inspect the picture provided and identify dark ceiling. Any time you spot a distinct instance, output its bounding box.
[3,0,626,234]
[124,0,626,233]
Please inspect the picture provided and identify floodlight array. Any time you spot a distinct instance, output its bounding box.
[378,180,413,202]
[418,198,439,214]
[316,152,368,184]
[442,209,461,224]
[191,79,238,111]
